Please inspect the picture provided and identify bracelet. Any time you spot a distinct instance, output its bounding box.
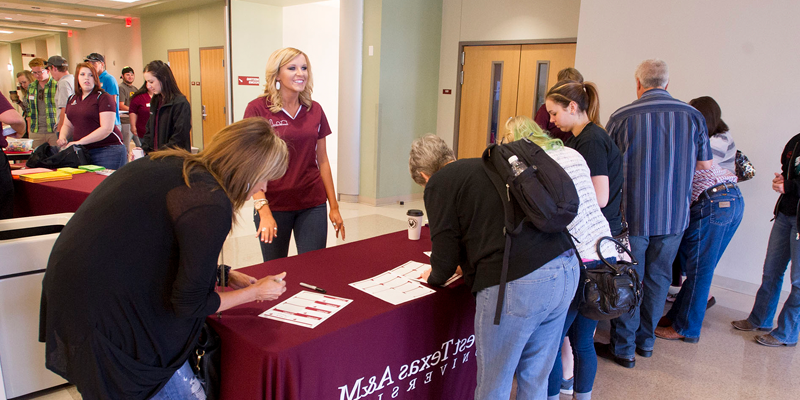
[254,198,269,210]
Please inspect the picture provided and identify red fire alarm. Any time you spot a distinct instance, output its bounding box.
[67,30,73,37]
[125,17,132,28]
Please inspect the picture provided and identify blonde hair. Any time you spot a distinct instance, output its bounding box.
[261,47,314,113]
[151,118,288,222]
[409,135,456,186]
[505,116,564,151]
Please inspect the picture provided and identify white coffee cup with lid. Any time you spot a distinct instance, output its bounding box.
[407,209,424,240]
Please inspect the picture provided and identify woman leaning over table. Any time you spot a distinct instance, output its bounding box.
[40,118,289,399]
[56,62,127,170]
[244,47,345,262]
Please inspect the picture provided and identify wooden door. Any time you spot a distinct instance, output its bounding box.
[167,49,191,103]
[457,45,521,159]
[516,43,577,119]
[200,47,226,147]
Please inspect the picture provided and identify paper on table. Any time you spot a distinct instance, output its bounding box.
[393,260,461,287]
[259,290,352,329]
[350,265,436,305]
[423,251,431,257]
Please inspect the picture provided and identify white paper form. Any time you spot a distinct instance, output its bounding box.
[395,260,462,287]
[349,269,436,305]
[259,291,352,329]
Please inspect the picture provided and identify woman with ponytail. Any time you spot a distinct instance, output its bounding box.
[546,80,623,235]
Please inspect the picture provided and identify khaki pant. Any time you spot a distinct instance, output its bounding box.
[30,131,57,149]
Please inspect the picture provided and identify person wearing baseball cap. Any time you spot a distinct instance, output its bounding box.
[85,53,120,128]
[118,66,138,148]
[46,55,74,135]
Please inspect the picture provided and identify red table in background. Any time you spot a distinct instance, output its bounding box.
[208,228,477,400]
[12,172,106,217]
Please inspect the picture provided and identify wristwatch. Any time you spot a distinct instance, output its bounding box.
[254,198,269,211]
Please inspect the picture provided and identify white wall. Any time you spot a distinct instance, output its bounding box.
[576,0,800,292]
[435,0,581,147]
[230,0,283,122]
[283,0,340,192]
[337,0,362,197]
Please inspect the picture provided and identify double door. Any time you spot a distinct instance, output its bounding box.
[457,43,576,158]
[167,48,227,149]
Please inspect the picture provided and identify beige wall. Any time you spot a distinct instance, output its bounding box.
[435,0,581,147]
[140,2,226,149]
[66,21,143,89]
[575,0,798,292]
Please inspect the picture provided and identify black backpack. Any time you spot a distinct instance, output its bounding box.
[26,143,92,169]
[481,138,580,324]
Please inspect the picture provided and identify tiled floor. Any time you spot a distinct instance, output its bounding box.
[15,200,800,400]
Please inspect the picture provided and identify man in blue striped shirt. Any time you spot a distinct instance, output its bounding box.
[605,59,712,368]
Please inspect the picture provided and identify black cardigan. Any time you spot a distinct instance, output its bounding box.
[424,158,572,294]
[40,156,231,399]
[141,94,192,153]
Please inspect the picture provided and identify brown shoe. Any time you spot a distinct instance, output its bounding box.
[655,326,699,343]
[755,334,797,347]
[657,315,672,327]
[731,319,772,332]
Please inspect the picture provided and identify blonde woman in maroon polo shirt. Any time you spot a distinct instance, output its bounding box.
[244,47,344,262]
[56,62,126,170]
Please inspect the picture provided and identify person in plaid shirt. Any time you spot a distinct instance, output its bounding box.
[28,57,58,148]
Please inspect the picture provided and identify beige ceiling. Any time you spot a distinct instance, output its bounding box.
[0,0,222,42]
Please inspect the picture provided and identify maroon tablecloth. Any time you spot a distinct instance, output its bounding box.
[12,172,106,217]
[208,228,477,399]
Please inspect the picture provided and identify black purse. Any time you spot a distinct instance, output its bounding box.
[190,323,221,400]
[577,236,643,320]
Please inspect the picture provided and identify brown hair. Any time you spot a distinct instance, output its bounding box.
[261,47,314,113]
[151,118,289,221]
[556,67,583,83]
[73,63,102,98]
[546,80,602,127]
[28,57,46,69]
[689,96,729,137]
[16,70,34,90]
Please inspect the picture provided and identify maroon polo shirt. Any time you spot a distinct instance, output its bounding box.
[128,93,151,138]
[66,91,123,149]
[243,98,332,211]
[0,94,14,148]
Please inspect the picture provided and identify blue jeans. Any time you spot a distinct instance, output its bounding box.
[610,233,683,357]
[547,259,608,399]
[254,203,328,262]
[474,250,579,400]
[88,144,127,170]
[667,185,744,338]
[747,212,800,344]
[150,360,205,400]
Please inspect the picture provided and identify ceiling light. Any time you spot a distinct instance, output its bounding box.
[74,19,81,22]
[0,30,13,34]
[97,14,104,17]
[61,22,67,25]
[4,17,11,20]
[110,0,140,3]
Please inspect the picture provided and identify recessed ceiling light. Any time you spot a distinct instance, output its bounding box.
[74,19,81,22]
[97,14,105,17]
[110,0,140,3]
[0,30,13,34]
[4,17,11,20]
[61,22,68,25]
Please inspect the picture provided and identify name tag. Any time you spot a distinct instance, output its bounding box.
[28,95,34,101]
[145,103,150,107]
[718,201,730,208]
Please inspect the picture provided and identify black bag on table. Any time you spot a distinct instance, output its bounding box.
[25,143,91,169]
[576,236,642,320]
[481,138,580,324]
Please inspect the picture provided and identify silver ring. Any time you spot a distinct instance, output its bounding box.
[273,227,278,230]
[261,228,266,232]
[332,222,337,226]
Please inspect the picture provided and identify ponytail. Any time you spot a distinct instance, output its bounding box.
[583,82,601,128]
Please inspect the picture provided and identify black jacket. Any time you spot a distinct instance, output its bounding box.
[141,94,191,153]
[774,133,800,226]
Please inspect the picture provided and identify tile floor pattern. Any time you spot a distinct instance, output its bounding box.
[16,200,800,400]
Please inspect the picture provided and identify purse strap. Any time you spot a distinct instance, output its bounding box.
[596,236,638,272]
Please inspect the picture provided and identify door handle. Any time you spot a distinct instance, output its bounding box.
[202,105,207,121]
